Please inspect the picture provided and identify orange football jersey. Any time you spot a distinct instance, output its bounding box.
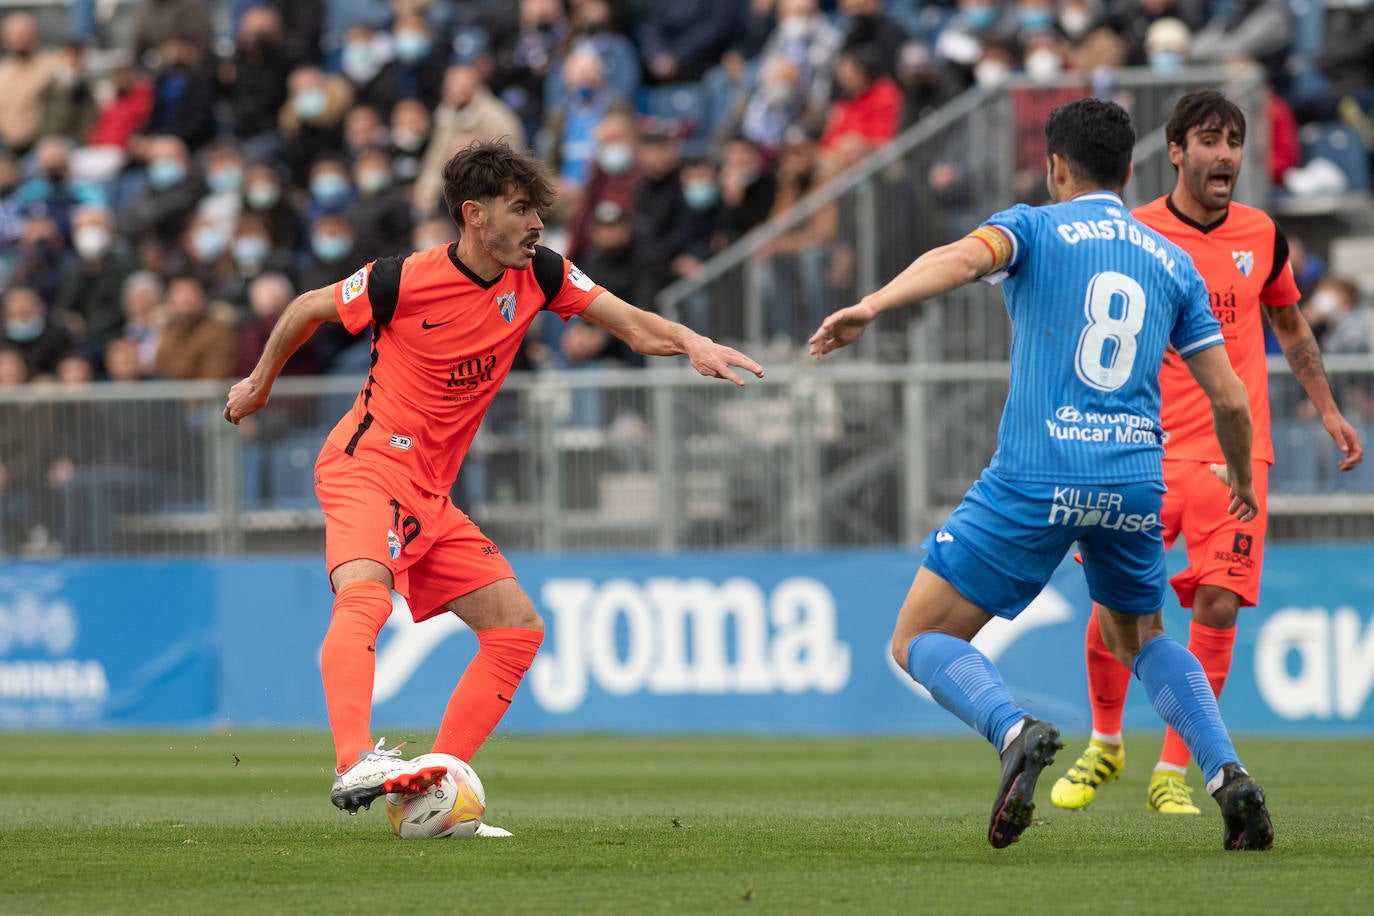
[1133,197,1300,464]
[325,243,604,496]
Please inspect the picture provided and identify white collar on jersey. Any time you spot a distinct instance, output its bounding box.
[1072,191,1125,205]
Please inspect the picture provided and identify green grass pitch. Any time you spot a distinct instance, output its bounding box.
[2,733,1371,915]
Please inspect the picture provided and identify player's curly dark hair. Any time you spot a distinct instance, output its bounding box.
[1044,97,1135,191]
[441,138,557,229]
[1165,89,1247,152]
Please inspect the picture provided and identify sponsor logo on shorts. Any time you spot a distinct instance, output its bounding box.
[1047,486,1157,532]
[935,530,954,543]
[1232,532,1254,556]
[389,434,413,450]
[1212,549,1256,570]
[1044,409,1159,446]
[387,528,402,560]
[342,267,367,304]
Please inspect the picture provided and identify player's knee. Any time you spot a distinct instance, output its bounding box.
[1192,589,1240,629]
[889,632,913,672]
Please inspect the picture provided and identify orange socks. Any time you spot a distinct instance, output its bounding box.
[1158,620,1235,769]
[1085,603,1132,736]
[321,579,394,773]
[432,627,544,762]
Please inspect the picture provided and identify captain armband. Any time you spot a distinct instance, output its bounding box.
[965,226,1015,276]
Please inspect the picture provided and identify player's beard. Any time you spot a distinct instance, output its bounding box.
[483,225,538,269]
[1184,157,1237,213]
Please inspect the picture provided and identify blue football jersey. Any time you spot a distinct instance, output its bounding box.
[979,191,1222,484]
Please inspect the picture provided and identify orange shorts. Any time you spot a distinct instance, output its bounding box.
[1160,458,1269,609]
[315,443,514,622]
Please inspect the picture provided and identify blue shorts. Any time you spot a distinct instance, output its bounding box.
[921,470,1167,619]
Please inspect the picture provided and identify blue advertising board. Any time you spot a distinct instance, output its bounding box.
[1,547,1371,735]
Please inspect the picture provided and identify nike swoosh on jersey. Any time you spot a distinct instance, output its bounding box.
[421,318,453,329]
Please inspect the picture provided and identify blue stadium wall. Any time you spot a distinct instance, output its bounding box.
[1,547,1372,735]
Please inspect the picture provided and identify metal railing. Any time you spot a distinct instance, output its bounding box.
[2,350,1372,557]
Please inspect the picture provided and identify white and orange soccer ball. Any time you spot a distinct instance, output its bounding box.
[384,753,486,839]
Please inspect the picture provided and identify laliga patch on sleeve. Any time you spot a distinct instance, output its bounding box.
[567,263,594,292]
[342,267,368,304]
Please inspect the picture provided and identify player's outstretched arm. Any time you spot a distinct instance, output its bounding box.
[578,291,764,387]
[224,286,341,425]
[808,236,993,358]
[1263,302,1364,471]
[1185,345,1258,522]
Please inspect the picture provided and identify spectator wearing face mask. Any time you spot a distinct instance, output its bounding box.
[562,104,642,260]
[119,133,205,247]
[302,158,355,227]
[935,0,1006,88]
[548,0,640,105]
[347,146,414,259]
[279,66,354,188]
[8,136,107,237]
[145,37,217,152]
[339,24,398,115]
[167,210,237,294]
[414,64,526,214]
[386,97,432,188]
[1305,277,1371,355]
[54,205,136,358]
[295,212,366,370]
[212,213,292,312]
[543,45,627,192]
[198,141,246,233]
[1142,15,1190,74]
[386,10,448,111]
[3,285,75,379]
[240,160,301,255]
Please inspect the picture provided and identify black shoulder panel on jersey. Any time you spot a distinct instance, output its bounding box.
[1265,221,1290,289]
[369,255,405,325]
[532,244,565,310]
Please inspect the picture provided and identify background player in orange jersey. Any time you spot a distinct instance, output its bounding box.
[223,139,763,826]
[1052,90,1364,815]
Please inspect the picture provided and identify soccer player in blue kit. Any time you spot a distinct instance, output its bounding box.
[809,98,1274,851]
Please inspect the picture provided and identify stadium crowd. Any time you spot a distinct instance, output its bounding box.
[0,0,1371,390]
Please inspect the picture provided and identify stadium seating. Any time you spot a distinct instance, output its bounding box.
[1299,122,1371,192]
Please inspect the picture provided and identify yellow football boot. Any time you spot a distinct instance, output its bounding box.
[1049,738,1125,809]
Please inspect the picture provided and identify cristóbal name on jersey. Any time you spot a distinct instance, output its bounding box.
[1055,218,1177,275]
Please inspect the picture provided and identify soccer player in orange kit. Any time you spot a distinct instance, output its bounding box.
[224,140,762,827]
[1051,90,1363,815]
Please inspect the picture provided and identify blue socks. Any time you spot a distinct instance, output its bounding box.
[906,632,1028,750]
[1133,634,1239,784]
